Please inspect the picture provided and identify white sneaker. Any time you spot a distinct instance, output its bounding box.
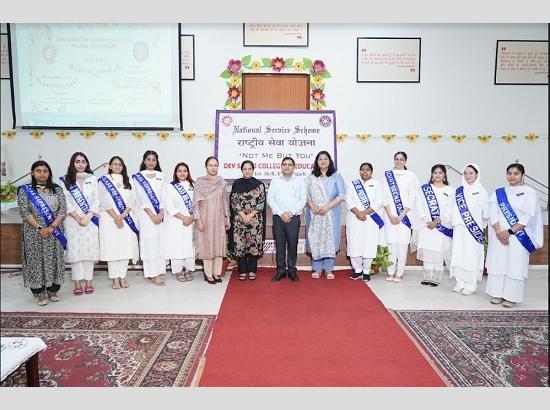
[461,289,474,296]
[452,286,463,293]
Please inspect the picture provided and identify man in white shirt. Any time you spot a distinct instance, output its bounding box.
[267,157,307,282]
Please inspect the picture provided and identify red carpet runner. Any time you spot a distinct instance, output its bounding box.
[199,268,445,386]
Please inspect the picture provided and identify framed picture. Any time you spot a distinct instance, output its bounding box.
[0,33,9,80]
[243,23,308,47]
[357,37,421,83]
[180,34,195,80]
[494,40,548,85]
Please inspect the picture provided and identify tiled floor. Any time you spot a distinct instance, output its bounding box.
[1,266,547,313]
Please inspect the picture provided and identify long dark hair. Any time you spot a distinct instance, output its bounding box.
[64,152,93,189]
[26,160,59,193]
[172,162,195,187]
[394,151,408,170]
[312,150,336,177]
[430,164,449,185]
[108,156,132,190]
[140,150,162,172]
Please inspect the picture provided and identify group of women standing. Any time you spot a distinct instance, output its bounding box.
[17,149,543,308]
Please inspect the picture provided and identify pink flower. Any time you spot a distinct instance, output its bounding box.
[228,86,240,100]
[312,60,326,74]
[272,57,285,72]
[311,88,325,101]
[227,59,242,74]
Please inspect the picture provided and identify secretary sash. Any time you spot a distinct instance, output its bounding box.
[352,179,384,228]
[421,183,453,238]
[59,176,99,227]
[495,187,536,254]
[455,186,484,245]
[384,170,411,229]
[171,182,193,215]
[98,176,139,235]
[132,173,160,214]
[21,184,67,249]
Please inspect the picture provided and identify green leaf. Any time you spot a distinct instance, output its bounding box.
[319,84,325,90]
[241,55,252,66]
[220,70,232,79]
[224,98,232,107]
[261,58,272,67]
[226,81,232,87]
[322,70,332,78]
[284,58,294,67]
[303,57,313,69]
[320,100,326,107]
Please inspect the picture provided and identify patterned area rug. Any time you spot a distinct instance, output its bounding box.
[394,310,548,387]
[1,312,214,387]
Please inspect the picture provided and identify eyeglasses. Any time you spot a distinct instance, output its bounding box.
[111,163,123,167]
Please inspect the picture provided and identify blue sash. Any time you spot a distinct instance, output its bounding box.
[352,179,384,228]
[495,187,536,254]
[455,186,485,245]
[384,170,411,229]
[59,176,99,227]
[132,173,161,214]
[98,176,139,235]
[421,183,453,238]
[171,182,193,215]
[21,184,67,249]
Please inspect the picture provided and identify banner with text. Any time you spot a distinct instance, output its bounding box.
[214,110,337,181]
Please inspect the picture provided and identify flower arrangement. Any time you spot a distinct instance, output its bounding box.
[451,134,466,143]
[502,134,516,143]
[105,131,118,140]
[220,56,331,110]
[204,133,216,142]
[2,130,16,139]
[356,133,370,142]
[30,130,43,140]
[182,132,195,141]
[525,133,539,142]
[81,131,95,139]
[406,134,419,143]
[0,181,17,202]
[336,133,347,142]
[478,134,492,143]
[382,134,395,142]
[428,134,442,142]
[157,131,169,141]
[56,131,70,140]
[132,131,146,141]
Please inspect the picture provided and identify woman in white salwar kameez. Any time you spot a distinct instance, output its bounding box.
[134,150,167,286]
[450,163,489,295]
[485,163,543,308]
[61,152,100,296]
[383,151,419,283]
[413,164,454,287]
[345,162,385,284]
[98,156,139,289]
[163,162,196,282]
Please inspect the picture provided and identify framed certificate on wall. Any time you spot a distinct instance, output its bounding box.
[357,37,421,83]
[494,40,548,85]
[180,34,195,80]
[243,23,308,47]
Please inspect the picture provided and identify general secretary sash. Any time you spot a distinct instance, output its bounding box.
[352,179,384,228]
[455,186,484,245]
[59,176,99,227]
[495,187,536,254]
[421,183,453,238]
[384,170,411,229]
[98,176,139,235]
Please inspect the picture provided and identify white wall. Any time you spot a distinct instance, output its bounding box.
[1,23,548,199]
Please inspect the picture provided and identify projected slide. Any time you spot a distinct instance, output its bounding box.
[10,24,181,129]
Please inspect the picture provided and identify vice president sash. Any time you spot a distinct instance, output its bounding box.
[455,186,484,245]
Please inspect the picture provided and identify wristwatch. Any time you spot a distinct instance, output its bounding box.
[36,225,43,231]
[507,228,515,235]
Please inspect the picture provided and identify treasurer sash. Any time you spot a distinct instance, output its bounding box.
[98,176,139,235]
[495,187,536,254]
[171,182,193,215]
[21,184,67,249]
[421,183,453,238]
[59,176,99,227]
[455,186,484,245]
[352,179,384,228]
[132,173,161,214]
[384,170,411,229]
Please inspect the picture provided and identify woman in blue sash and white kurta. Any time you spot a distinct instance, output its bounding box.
[413,164,454,287]
[163,162,196,282]
[450,163,489,295]
[98,156,139,289]
[345,162,385,283]
[382,151,419,283]
[306,151,346,280]
[133,150,167,286]
[61,152,100,296]
[485,163,543,307]
[17,160,67,306]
